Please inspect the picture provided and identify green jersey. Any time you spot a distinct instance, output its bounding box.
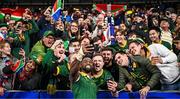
[151,40,172,50]
[56,59,70,90]
[118,55,161,91]
[9,20,39,59]
[161,40,172,50]
[92,70,113,90]
[42,49,70,90]
[109,41,128,53]
[57,62,69,77]
[72,72,97,99]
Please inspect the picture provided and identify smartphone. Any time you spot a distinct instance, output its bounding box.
[69,47,75,53]
[93,44,99,52]
[86,45,94,52]
[106,77,113,83]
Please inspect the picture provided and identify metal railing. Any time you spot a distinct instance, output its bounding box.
[0,90,180,98]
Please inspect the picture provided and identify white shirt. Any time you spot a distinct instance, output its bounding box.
[148,44,180,84]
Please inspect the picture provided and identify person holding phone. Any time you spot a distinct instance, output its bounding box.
[148,43,180,90]
[101,47,119,82]
[91,53,114,90]
[107,39,161,98]
[69,46,97,99]
[70,46,115,98]
[68,38,81,54]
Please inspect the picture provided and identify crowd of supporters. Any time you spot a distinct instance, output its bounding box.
[0,4,179,98]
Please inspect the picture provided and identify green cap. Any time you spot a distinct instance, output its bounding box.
[128,38,145,45]
[0,23,8,28]
[43,30,54,37]
[29,52,43,64]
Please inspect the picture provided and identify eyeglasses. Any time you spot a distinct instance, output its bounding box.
[71,25,78,27]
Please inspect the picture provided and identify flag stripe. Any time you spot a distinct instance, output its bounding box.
[52,0,62,21]
[52,0,57,13]
[52,7,61,16]
[0,8,25,21]
[96,4,107,11]
[94,4,126,12]
[57,0,62,8]
[111,4,125,10]
[93,4,127,16]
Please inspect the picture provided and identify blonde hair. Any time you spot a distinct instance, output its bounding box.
[68,21,80,40]
[0,40,11,57]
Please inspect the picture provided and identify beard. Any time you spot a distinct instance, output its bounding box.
[104,58,111,65]
[81,65,92,73]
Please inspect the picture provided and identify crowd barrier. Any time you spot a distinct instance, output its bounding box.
[0,90,180,98]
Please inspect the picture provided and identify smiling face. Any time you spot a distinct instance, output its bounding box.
[0,42,11,56]
[115,31,125,44]
[81,57,93,73]
[81,37,90,47]
[78,18,84,26]
[25,60,36,72]
[120,23,126,31]
[92,55,104,72]
[101,50,113,65]
[134,16,143,23]
[97,14,104,24]
[70,22,78,33]
[149,29,159,42]
[8,20,15,27]
[42,35,55,48]
[54,43,65,58]
[71,41,80,53]
[128,42,142,55]
[115,53,129,67]
[56,20,64,31]
[5,14,11,21]
[160,20,169,30]
[0,26,8,34]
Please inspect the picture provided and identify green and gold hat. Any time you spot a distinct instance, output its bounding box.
[0,23,8,28]
[43,30,54,37]
[29,52,43,64]
[128,38,145,45]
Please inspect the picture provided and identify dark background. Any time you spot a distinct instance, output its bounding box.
[0,0,180,14]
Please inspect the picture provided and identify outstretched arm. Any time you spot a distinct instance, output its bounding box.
[69,47,85,82]
[69,59,81,83]
[107,80,119,97]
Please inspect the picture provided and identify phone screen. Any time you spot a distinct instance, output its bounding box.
[69,47,75,53]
